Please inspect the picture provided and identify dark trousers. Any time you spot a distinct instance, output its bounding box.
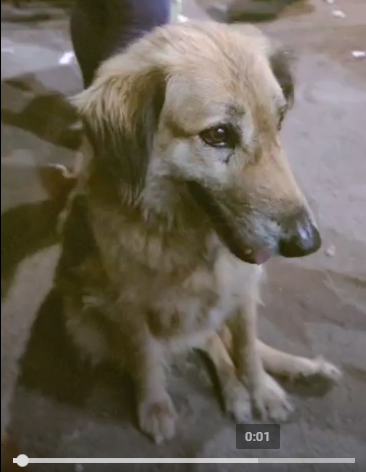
[70,0,171,88]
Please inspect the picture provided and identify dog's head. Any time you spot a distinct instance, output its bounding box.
[73,21,320,265]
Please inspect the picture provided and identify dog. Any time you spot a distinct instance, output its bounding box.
[56,21,341,444]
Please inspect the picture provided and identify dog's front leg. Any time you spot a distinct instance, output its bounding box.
[231,292,293,422]
[200,332,251,422]
[132,326,176,444]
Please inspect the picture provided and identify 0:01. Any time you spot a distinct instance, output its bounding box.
[245,432,270,442]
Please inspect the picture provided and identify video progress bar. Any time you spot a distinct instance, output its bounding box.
[13,455,356,467]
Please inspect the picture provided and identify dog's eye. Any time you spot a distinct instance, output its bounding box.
[199,124,237,149]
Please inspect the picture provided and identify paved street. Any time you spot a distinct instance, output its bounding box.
[1,1,365,470]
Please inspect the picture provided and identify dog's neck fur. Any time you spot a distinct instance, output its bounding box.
[141,176,203,230]
[85,163,219,277]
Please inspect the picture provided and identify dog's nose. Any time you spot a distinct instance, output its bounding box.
[278,210,321,258]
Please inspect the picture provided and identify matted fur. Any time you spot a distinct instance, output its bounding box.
[57,21,341,443]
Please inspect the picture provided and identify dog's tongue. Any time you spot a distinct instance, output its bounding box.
[253,249,272,265]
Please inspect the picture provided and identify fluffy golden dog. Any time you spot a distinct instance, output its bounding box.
[56,21,341,444]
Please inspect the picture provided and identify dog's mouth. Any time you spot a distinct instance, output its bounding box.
[187,181,272,265]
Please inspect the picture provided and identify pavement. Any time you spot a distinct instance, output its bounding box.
[1,1,365,470]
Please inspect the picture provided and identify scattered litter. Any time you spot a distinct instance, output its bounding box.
[177,14,189,23]
[325,245,336,257]
[352,50,366,59]
[332,9,346,18]
[59,51,74,65]
[325,0,335,4]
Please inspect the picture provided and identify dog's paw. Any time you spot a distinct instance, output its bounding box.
[307,357,342,383]
[290,356,342,386]
[224,381,252,423]
[138,395,177,444]
[252,373,293,422]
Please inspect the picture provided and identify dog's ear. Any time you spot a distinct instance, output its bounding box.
[268,45,296,107]
[72,65,166,203]
[229,24,295,106]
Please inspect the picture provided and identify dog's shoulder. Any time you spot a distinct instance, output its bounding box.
[55,192,98,285]
[53,151,106,295]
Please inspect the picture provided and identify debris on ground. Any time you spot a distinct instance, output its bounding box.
[351,50,366,59]
[326,245,336,257]
[332,9,346,18]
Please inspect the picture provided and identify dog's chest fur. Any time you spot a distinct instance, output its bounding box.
[58,172,262,355]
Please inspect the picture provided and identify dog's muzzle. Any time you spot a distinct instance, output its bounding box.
[187,181,271,264]
[277,209,321,258]
[187,181,321,265]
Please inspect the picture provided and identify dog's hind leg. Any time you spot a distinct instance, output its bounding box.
[201,332,252,422]
[220,326,341,384]
[66,293,177,443]
[257,341,342,383]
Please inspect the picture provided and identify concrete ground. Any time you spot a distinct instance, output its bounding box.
[1,0,365,470]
